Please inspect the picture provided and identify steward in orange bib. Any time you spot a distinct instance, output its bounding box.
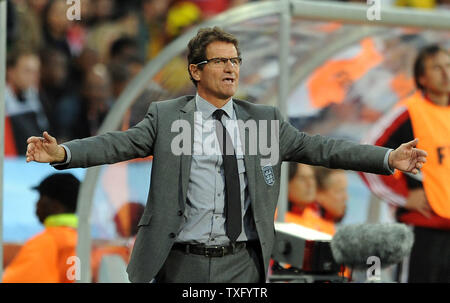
[285,163,346,236]
[360,45,450,282]
[3,173,80,283]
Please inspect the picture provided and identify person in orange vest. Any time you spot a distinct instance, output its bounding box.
[314,167,348,225]
[287,162,316,215]
[3,173,80,283]
[360,44,450,282]
[285,163,342,236]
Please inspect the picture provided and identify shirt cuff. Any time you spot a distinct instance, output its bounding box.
[383,149,395,175]
[50,144,71,167]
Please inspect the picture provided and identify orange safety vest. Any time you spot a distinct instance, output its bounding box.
[405,94,450,219]
[307,38,383,109]
[284,204,336,236]
[3,226,78,283]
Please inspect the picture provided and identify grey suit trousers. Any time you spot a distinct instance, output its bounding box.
[155,244,264,283]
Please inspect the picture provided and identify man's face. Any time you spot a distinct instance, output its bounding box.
[319,171,348,206]
[9,55,40,91]
[190,41,240,104]
[288,164,317,205]
[419,51,450,95]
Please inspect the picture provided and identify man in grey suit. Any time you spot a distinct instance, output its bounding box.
[26,27,427,283]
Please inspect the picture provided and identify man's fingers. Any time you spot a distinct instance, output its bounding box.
[415,148,428,158]
[27,136,44,144]
[407,138,419,148]
[43,131,55,143]
[417,156,427,163]
[27,143,34,154]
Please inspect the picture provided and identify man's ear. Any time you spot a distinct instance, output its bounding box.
[189,64,201,82]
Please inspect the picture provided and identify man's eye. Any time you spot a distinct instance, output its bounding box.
[212,58,223,64]
[230,58,239,65]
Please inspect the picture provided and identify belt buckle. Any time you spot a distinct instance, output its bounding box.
[204,246,226,257]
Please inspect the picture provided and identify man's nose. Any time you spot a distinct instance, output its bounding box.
[223,59,235,71]
[444,66,450,80]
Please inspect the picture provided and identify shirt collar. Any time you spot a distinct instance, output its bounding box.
[195,93,234,120]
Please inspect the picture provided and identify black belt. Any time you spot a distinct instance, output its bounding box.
[172,241,255,257]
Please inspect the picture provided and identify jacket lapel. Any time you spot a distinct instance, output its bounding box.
[233,102,257,209]
[178,96,196,211]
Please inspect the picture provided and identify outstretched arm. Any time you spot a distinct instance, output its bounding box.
[26,102,158,169]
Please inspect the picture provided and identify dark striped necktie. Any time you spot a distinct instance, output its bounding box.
[213,109,242,243]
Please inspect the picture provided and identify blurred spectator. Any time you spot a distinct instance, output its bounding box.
[90,0,116,24]
[3,173,80,283]
[76,64,113,137]
[5,48,48,156]
[70,47,101,92]
[109,55,145,100]
[109,36,140,65]
[285,163,339,235]
[42,0,73,59]
[39,47,80,142]
[65,0,93,56]
[314,167,348,222]
[87,9,139,62]
[26,0,50,17]
[165,1,202,42]
[153,2,203,92]
[8,0,43,52]
[137,0,171,59]
[287,163,316,211]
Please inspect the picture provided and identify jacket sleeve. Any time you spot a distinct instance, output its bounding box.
[55,102,158,169]
[276,108,392,175]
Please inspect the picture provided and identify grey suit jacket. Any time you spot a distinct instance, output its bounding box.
[59,95,392,282]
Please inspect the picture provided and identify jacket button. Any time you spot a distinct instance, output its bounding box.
[177,210,183,216]
[169,233,176,238]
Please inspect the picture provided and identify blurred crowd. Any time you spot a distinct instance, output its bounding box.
[4,0,255,155]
